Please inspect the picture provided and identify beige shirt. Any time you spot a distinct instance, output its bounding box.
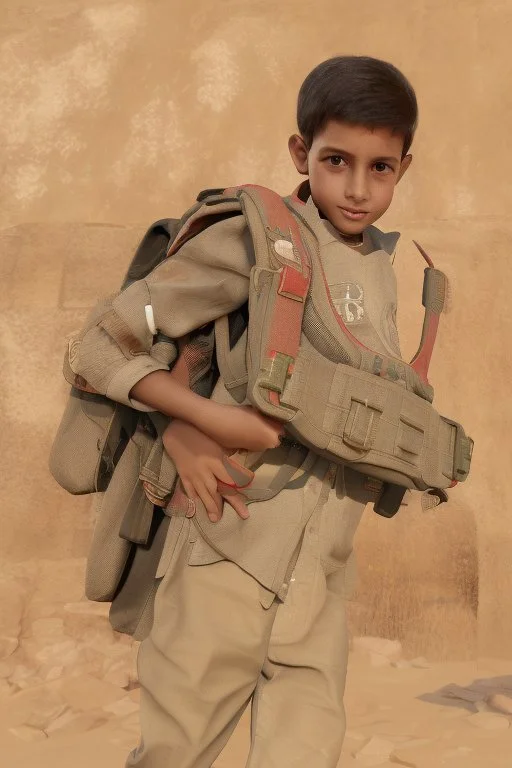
[74,193,402,598]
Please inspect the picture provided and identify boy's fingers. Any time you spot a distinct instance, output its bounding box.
[199,475,225,522]
[182,478,221,521]
[180,480,197,517]
[181,482,249,522]
[196,484,224,523]
[203,475,219,495]
[220,489,250,520]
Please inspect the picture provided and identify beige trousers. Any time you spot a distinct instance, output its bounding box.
[126,465,367,768]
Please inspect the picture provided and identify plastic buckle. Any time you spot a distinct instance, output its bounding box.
[453,425,473,481]
[343,398,382,451]
[374,482,407,518]
[277,266,308,302]
[421,488,449,511]
[259,352,294,394]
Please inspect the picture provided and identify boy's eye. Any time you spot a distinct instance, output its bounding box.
[374,161,392,173]
[328,156,345,167]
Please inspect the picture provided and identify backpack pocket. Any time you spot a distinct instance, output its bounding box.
[85,422,155,602]
[49,387,137,494]
[109,506,171,640]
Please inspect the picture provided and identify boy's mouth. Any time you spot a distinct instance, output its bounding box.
[338,207,368,221]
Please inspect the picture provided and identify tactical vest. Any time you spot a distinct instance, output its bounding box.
[167,184,473,497]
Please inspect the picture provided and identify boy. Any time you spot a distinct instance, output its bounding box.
[73,56,417,766]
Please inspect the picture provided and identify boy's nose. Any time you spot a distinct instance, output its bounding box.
[345,170,369,203]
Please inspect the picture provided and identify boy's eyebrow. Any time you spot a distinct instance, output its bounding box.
[319,146,400,164]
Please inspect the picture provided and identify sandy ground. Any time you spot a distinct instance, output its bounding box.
[1,557,511,768]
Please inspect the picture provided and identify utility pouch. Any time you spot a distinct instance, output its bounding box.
[85,421,155,602]
[49,381,137,495]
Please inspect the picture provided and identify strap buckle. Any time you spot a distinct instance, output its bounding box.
[277,265,308,302]
[259,352,294,394]
[453,425,473,481]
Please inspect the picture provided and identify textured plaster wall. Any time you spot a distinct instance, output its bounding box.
[1,0,511,657]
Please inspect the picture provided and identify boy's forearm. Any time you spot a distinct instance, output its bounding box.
[129,370,221,431]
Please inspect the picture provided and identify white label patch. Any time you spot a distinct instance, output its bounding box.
[144,304,157,336]
[273,239,300,264]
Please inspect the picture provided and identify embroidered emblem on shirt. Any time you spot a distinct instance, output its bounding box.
[330,282,365,324]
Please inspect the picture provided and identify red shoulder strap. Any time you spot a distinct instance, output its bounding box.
[225,184,311,407]
[409,241,447,383]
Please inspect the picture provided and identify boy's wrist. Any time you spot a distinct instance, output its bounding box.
[188,397,229,433]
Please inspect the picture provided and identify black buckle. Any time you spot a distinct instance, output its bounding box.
[373,482,407,518]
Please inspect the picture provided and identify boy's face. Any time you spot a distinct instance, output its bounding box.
[288,120,412,236]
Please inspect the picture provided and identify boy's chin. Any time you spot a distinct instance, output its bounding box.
[330,213,369,237]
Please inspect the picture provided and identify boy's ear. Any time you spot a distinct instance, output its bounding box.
[397,154,413,183]
[288,134,309,175]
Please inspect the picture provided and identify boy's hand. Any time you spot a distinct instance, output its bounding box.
[201,403,286,452]
[162,419,254,523]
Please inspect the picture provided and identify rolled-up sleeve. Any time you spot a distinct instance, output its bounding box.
[72,214,253,410]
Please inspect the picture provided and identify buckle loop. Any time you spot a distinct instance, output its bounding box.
[343,398,383,451]
[259,352,294,394]
[277,266,308,302]
[453,425,473,481]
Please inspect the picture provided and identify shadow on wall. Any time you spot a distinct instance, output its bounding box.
[348,494,479,661]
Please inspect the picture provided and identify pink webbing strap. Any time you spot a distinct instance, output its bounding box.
[410,239,457,489]
[225,184,311,407]
[409,309,441,383]
[409,241,440,384]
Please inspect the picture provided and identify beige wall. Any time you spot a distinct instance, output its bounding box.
[2,0,511,658]
[2,0,511,228]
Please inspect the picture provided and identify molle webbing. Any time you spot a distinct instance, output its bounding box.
[275,336,472,491]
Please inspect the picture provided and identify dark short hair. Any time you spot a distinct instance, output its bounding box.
[297,56,418,156]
